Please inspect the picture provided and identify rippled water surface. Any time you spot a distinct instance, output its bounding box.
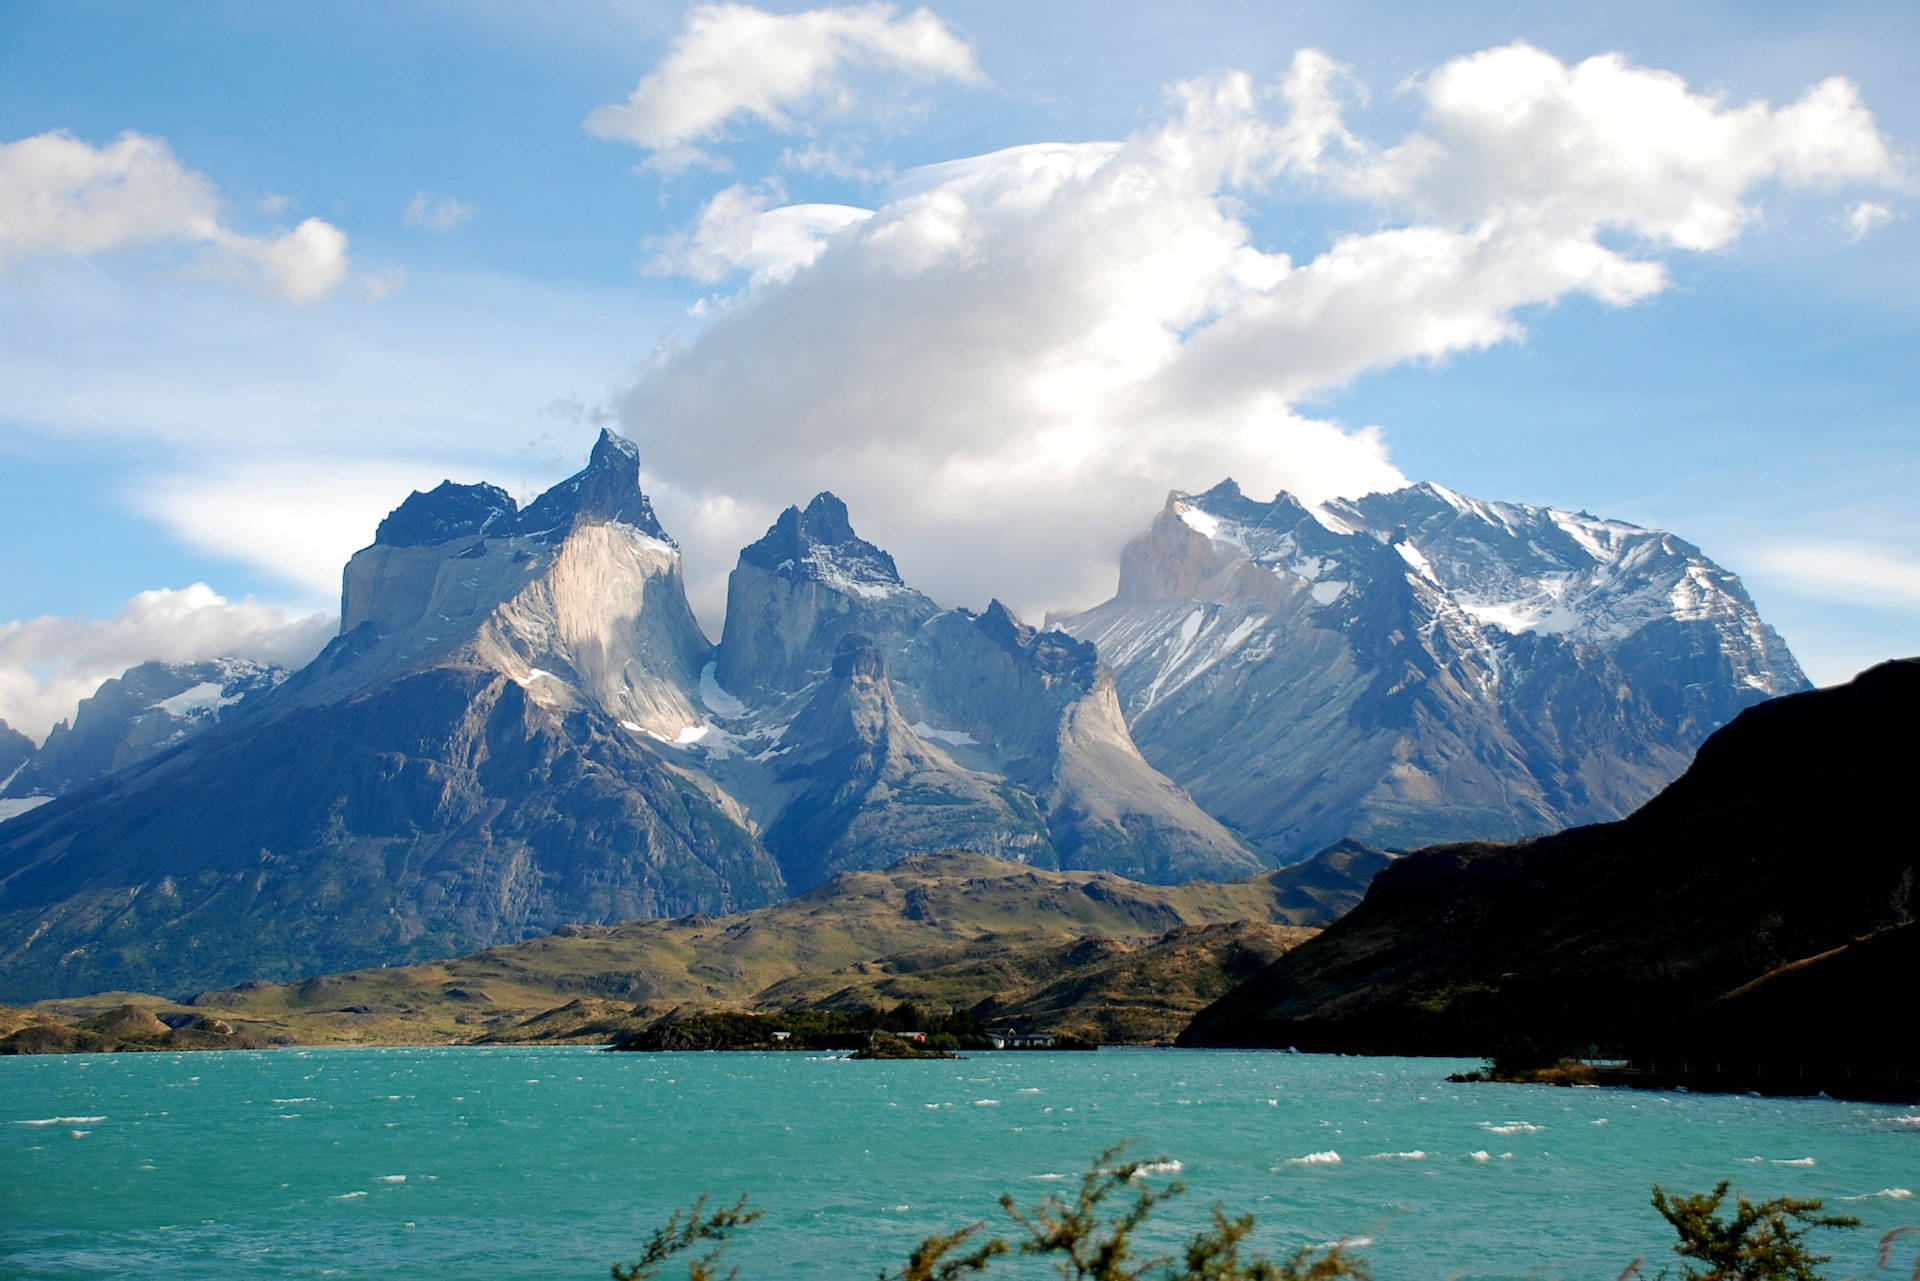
[5,1047,1916,1279]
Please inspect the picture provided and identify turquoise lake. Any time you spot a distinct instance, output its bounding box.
[4,1047,1915,1279]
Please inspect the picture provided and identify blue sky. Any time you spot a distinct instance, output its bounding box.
[1,0,1915,737]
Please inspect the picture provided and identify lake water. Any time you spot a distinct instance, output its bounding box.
[4,1047,1915,1279]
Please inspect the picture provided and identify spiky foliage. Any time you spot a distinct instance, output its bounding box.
[628,1146,1365,1281]
[1650,1182,1859,1281]
[610,1194,761,1281]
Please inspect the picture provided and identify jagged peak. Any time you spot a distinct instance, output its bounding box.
[800,491,858,543]
[970,601,1099,686]
[738,492,908,597]
[591,425,641,467]
[375,480,517,547]
[516,428,673,545]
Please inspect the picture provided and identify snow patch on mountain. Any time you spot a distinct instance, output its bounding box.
[150,682,244,717]
[699,662,748,717]
[910,720,979,746]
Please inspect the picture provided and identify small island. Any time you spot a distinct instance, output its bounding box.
[608,1002,1095,1055]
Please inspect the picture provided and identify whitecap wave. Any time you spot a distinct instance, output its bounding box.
[332,1191,367,1200]
[1479,1121,1543,1134]
[1134,1160,1183,1174]
[1287,1151,1341,1165]
[973,1099,999,1107]
[15,1116,106,1125]
[1369,1151,1427,1160]
[379,1175,406,1183]
[1772,1157,1817,1167]
[1839,1188,1913,1201]
[1028,1173,1070,1181]
[271,1098,315,1104]
[1469,1150,1492,1162]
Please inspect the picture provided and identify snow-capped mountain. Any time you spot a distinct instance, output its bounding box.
[0,658,287,808]
[1058,480,1809,860]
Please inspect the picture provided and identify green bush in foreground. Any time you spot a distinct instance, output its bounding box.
[1641,1182,1861,1281]
[614,1149,1920,1281]
[613,1145,1365,1281]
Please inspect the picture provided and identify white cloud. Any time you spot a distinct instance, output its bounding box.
[1753,542,1920,610]
[585,2,983,171]
[0,129,350,302]
[646,184,872,285]
[1841,198,1896,241]
[0,585,335,742]
[1362,47,1899,250]
[404,191,476,231]
[621,45,1901,623]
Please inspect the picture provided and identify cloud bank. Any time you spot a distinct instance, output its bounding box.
[586,2,983,172]
[0,586,334,742]
[621,43,1902,623]
[0,130,349,302]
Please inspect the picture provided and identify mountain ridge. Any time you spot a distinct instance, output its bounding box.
[1059,478,1808,859]
[1178,658,1917,1070]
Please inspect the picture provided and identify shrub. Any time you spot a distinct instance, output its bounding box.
[1643,1182,1860,1281]
[612,1145,1366,1281]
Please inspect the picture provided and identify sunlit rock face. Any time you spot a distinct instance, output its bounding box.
[0,431,786,1001]
[1059,480,1809,861]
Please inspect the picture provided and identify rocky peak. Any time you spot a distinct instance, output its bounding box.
[715,494,936,701]
[971,602,1099,689]
[0,719,33,783]
[515,428,672,544]
[374,481,517,547]
[739,491,904,593]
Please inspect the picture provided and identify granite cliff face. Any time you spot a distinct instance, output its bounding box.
[697,497,1264,889]
[758,635,1050,887]
[1059,480,1809,859]
[0,432,784,999]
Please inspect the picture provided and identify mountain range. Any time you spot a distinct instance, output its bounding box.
[1059,481,1807,859]
[0,430,1808,1001]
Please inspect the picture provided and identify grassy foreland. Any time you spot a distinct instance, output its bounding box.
[1,849,1367,1051]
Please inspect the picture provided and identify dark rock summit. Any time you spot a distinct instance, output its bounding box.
[716,491,937,699]
[374,480,516,547]
[515,428,671,544]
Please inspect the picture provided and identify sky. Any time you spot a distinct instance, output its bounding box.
[2,0,1916,741]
